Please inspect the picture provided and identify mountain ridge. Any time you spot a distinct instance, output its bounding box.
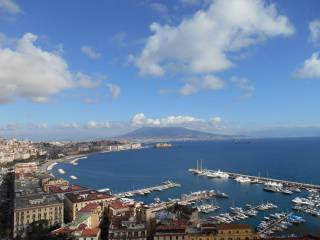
[117,126,233,141]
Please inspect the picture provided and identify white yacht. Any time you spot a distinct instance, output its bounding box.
[292,197,314,206]
[264,181,283,188]
[235,176,251,183]
[58,168,65,174]
[215,170,229,178]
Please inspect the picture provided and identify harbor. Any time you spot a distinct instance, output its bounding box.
[189,161,320,191]
[99,180,181,198]
[147,189,229,212]
[49,140,320,235]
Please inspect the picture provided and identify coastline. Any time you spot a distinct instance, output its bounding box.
[39,153,90,173]
[40,146,147,174]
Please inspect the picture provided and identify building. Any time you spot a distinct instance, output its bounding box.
[42,178,69,192]
[215,224,259,240]
[14,162,38,174]
[108,199,131,217]
[109,216,147,240]
[64,190,114,222]
[154,220,187,240]
[187,223,259,240]
[51,203,102,240]
[13,194,64,237]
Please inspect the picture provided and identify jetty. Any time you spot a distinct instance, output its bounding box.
[99,180,181,197]
[258,212,292,234]
[148,190,228,212]
[189,167,320,191]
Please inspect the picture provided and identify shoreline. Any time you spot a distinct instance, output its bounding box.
[40,146,146,174]
[39,153,90,173]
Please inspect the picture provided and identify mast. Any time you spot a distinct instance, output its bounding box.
[196,160,198,170]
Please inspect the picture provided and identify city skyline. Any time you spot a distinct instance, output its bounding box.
[1,0,320,140]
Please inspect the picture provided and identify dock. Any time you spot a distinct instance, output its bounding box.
[148,190,227,212]
[99,180,181,197]
[258,212,293,235]
[189,168,320,190]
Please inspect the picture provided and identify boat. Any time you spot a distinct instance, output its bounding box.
[58,168,65,174]
[264,186,279,192]
[264,181,283,188]
[281,188,293,195]
[292,197,314,206]
[197,204,220,213]
[70,175,78,180]
[235,176,251,183]
[215,191,228,198]
[214,170,229,179]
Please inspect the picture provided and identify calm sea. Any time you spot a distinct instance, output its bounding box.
[52,138,320,235]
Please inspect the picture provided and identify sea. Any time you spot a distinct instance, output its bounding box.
[51,138,320,235]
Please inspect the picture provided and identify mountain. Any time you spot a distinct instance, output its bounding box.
[118,127,233,142]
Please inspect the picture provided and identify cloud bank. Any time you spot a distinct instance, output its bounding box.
[0,33,101,103]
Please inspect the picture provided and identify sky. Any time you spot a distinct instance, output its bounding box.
[1,0,320,140]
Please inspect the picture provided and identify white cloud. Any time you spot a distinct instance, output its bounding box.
[136,0,294,76]
[180,75,224,96]
[85,120,110,129]
[76,72,100,88]
[107,83,121,99]
[211,117,222,124]
[81,45,101,59]
[231,76,254,98]
[0,0,20,14]
[59,122,80,129]
[0,33,74,103]
[0,33,103,104]
[131,113,204,127]
[295,52,320,79]
[309,19,320,46]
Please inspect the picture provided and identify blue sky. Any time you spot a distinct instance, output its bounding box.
[1,0,320,140]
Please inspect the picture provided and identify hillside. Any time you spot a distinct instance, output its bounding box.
[118,127,231,141]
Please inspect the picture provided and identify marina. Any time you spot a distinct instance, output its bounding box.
[147,189,229,212]
[51,139,320,235]
[103,180,181,198]
[208,202,277,224]
[189,164,320,191]
[257,212,305,237]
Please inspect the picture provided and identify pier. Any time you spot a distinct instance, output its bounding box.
[148,190,227,212]
[189,168,320,190]
[258,212,293,235]
[98,180,181,197]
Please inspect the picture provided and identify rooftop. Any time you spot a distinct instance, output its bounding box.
[81,227,100,237]
[65,190,113,203]
[48,184,88,194]
[14,194,63,210]
[216,224,253,230]
[110,199,130,210]
[78,203,101,214]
